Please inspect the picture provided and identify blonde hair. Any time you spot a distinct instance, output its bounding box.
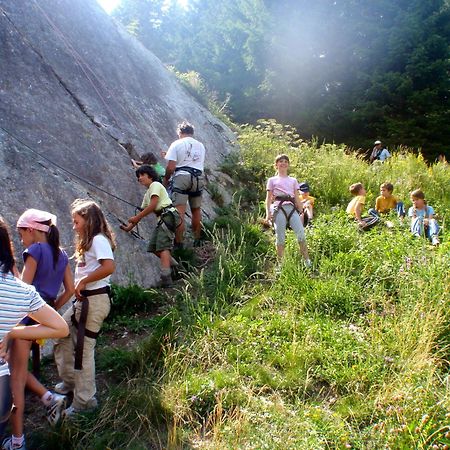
[71,199,116,260]
[349,182,364,196]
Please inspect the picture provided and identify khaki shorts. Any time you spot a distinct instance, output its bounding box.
[171,173,205,209]
[148,209,180,253]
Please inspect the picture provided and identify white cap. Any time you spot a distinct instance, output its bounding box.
[374,140,382,145]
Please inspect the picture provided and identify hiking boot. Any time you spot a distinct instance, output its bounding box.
[1,437,26,450]
[54,382,73,395]
[46,393,67,426]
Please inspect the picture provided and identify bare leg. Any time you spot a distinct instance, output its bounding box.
[191,207,202,240]
[157,250,171,270]
[276,245,285,259]
[25,372,47,398]
[9,339,32,438]
[298,240,310,261]
[175,204,186,244]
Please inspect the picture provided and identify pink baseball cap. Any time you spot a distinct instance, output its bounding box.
[17,209,57,233]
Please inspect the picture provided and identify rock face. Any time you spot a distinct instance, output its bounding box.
[0,0,236,286]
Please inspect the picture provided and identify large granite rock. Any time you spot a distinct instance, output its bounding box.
[0,0,236,286]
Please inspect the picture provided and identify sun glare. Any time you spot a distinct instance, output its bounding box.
[97,0,121,14]
[97,0,188,14]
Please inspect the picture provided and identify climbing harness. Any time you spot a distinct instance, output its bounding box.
[170,166,203,197]
[155,205,181,233]
[71,286,111,370]
[273,195,299,227]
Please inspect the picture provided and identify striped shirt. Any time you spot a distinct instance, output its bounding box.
[0,272,46,377]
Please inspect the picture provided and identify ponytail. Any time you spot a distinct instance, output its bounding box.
[46,224,61,268]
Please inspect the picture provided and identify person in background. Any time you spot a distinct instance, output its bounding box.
[131,152,165,178]
[298,182,315,226]
[369,182,405,218]
[369,140,391,163]
[163,121,206,248]
[0,217,68,450]
[346,182,379,230]
[408,189,440,246]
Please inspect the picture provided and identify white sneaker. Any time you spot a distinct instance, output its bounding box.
[54,382,73,395]
[1,437,26,450]
[431,235,440,246]
[46,393,67,426]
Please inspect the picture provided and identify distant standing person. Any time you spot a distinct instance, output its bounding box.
[369,140,391,163]
[163,121,206,248]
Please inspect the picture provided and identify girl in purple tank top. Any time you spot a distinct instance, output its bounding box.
[5,210,74,448]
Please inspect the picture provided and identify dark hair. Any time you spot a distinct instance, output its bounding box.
[177,121,194,135]
[136,164,161,183]
[42,220,60,268]
[17,218,61,269]
[0,217,16,274]
[381,182,394,193]
[140,152,158,165]
[275,154,290,164]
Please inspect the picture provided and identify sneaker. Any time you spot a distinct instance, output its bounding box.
[62,405,80,420]
[304,259,312,269]
[1,437,26,450]
[46,393,67,426]
[431,235,440,246]
[62,401,97,420]
[54,382,73,395]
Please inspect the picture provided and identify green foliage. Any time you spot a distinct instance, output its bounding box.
[109,284,160,319]
[46,125,449,448]
[115,0,450,157]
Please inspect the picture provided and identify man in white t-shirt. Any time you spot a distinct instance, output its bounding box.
[164,121,206,248]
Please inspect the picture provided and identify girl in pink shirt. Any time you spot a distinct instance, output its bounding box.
[265,154,311,267]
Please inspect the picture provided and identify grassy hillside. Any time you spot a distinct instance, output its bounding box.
[35,121,449,449]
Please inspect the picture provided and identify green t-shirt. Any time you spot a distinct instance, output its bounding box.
[153,162,166,178]
[141,181,172,212]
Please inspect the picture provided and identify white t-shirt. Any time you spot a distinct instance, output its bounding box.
[0,272,46,376]
[75,234,114,290]
[165,136,206,172]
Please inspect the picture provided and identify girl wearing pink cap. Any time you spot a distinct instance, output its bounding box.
[4,210,74,450]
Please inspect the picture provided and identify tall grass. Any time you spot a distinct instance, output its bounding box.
[42,120,449,449]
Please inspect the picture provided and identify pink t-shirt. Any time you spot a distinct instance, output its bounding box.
[266,175,299,208]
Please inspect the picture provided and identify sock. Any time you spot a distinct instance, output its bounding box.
[12,435,25,448]
[41,390,53,406]
[161,268,171,277]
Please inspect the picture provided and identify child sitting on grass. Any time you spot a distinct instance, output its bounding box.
[298,182,314,226]
[121,165,180,286]
[369,182,405,218]
[346,182,379,230]
[408,189,440,246]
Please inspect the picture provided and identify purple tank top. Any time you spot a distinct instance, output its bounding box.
[23,243,69,301]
